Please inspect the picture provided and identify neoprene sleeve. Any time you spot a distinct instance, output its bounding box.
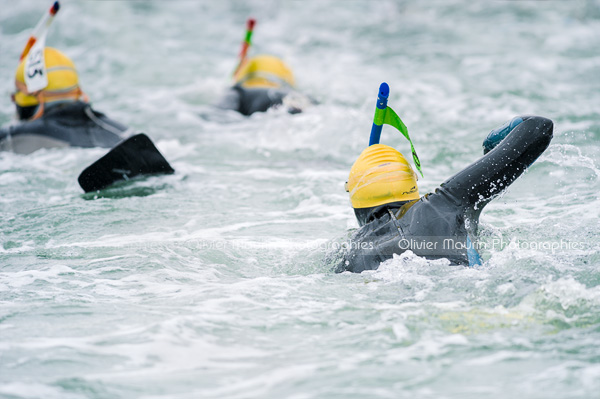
[440,116,553,209]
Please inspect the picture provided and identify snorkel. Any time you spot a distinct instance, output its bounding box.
[368,82,423,177]
[233,18,256,79]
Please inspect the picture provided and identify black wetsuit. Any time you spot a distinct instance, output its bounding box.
[335,115,554,273]
[0,101,128,154]
[216,84,303,116]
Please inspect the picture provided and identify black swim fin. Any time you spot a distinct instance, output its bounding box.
[78,133,174,193]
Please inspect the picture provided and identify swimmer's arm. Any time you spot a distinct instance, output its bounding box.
[439,115,553,208]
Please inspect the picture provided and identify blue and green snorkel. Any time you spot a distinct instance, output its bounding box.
[369,82,423,177]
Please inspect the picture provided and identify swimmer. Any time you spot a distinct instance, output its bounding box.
[216,19,313,116]
[0,47,131,154]
[1,4,173,193]
[335,83,553,272]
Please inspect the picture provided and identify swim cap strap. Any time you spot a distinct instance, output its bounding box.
[14,79,88,120]
[373,105,423,177]
[236,70,292,89]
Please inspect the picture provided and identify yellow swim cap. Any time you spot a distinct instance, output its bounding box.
[13,47,84,109]
[234,55,295,89]
[346,144,420,209]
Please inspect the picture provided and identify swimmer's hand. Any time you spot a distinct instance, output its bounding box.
[483,116,523,154]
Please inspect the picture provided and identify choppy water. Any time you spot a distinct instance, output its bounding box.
[1,1,599,398]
